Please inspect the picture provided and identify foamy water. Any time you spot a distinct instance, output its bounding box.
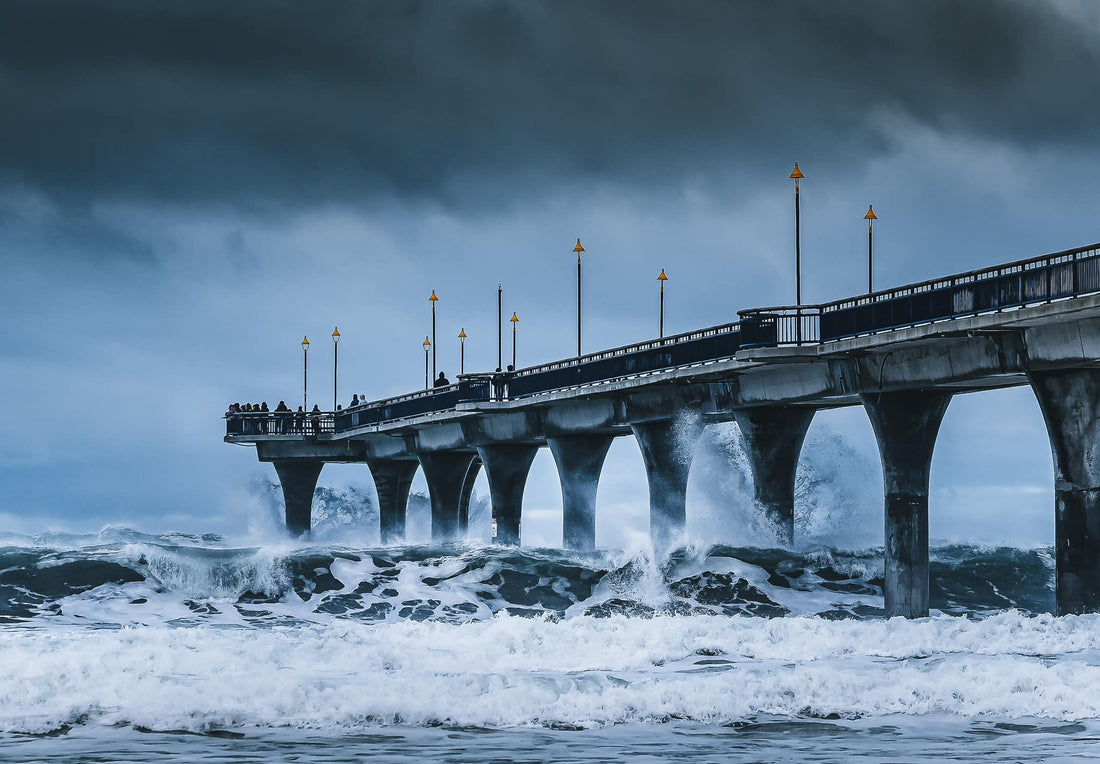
[0,530,1095,762]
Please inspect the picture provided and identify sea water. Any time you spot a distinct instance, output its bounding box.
[0,530,1097,762]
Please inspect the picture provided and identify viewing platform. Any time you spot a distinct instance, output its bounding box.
[226,242,1100,618]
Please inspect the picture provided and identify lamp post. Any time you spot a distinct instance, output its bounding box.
[301,336,310,410]
[510,312,519,368]
[790,163,804,307]
[331,326,340,410]
[429,290,438,380]
[657,268,668,338]
[572,238,585,357]
[497,282,503,371]
[864,205,877,294]
[423,336,431,390]
[459,328,467,375]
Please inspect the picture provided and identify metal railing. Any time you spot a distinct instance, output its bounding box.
[506,321,746,398]
[333,377,491,431]
[225,411,335,438]
[739,242,1100,346]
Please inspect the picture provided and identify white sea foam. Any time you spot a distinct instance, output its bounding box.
[2,612,1099,734]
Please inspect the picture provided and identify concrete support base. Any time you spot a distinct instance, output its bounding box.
[1029,368,1100,615]
[477,445,539,546]
[733,407,815,545]
[631,415,705,550]
[458,457,483,534]
[547,435,614,551]
[418,452,476,542]
[368,459,418,545]
[862,391,952,618]
[272,460,324,537]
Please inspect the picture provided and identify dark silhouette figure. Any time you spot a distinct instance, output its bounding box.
[434,372,450,387]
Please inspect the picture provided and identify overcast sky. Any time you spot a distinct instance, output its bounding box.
[2,0,1098,547]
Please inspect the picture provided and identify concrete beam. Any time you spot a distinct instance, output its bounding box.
[418,452,476,541]
[257,440,365,462]
[542,398,621,436]
[413,423,472,453]
[356,433,415,461]
[367,459,419,545]
[1028,368,1100,615]
[272,460,324,536]
[862,390,952,619]
[856,333,1025,392]
[631,412,705,550]
[547,434,615,551]
[1025,316,1100,370]
[620,386,709,424]
[461,412,542,445]
[733,407,815,545]
[734,360,850,406]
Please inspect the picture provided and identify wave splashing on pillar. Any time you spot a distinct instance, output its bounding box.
[0,529,1056,627]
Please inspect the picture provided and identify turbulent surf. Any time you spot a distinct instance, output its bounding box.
[3,529,1099,762]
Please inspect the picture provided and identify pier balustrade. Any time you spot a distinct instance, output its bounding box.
[738,242,1100,346]
[225,411,334,437]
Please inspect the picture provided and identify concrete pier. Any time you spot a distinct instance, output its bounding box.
[862,391,952,618]
[368,459,418,545]
[272,460,324,536]
[631,415,705,550]
[547,434,614,551]
[733,407,815,545]
[477,445,539,545]
[1029,369,1100,615]
[228,243,1100,619]
[417,452,476,541]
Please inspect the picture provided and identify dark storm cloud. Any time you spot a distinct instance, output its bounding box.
[0,0,1096,210]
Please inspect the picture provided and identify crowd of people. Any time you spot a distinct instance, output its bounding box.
[225,400,329,435]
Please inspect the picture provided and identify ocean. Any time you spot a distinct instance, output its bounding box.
[1,529,1098,763]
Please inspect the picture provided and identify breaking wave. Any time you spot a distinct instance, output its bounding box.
[1,529,1089,738]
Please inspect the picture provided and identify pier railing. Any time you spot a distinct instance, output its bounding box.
[739,242,1100,346]
[507,321,748,398]
[333,377,492,431]
[225,411,335,437]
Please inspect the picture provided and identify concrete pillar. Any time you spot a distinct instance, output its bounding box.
[631,415,706,550]
[458,457,483,533]
[547,435,614,551]
[732,407,815,545]
[418,452,477,542]
[367,459,418,545]
[1029,369,1100,615]
[272,460,324,536]
[476,445,539,546]
[862,390,952,618]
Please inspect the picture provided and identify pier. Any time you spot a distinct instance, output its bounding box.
[226,242,1100,617]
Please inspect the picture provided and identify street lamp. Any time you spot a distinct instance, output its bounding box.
[864,205,878,294]
[789,163,804,307]
[331,326,340,410]
[423,336,431,390]
[429,290,438,380]
[459,328,467,375]
[301,335,310,410]
[510,312,519,369]
[657,268,668,338]
[573,238,585,357]
[497,282,503,371]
